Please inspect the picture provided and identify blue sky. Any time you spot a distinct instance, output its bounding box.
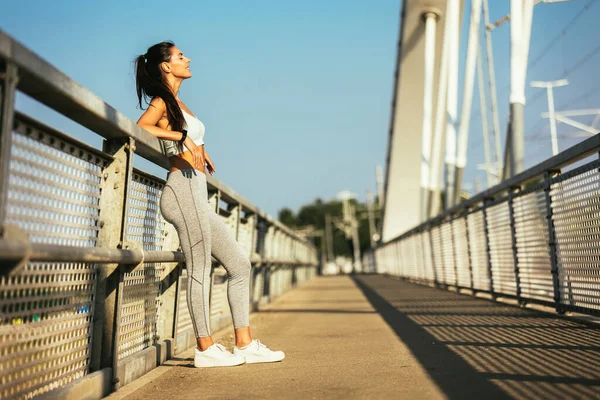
[1,0,599,216]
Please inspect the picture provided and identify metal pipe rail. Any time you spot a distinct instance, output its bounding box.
[0,238,319,267]
[376,131,600,320]
[0,29,319,400]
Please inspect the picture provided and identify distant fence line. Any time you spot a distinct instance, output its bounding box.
[0,30,318,399]
[376,126,600,317]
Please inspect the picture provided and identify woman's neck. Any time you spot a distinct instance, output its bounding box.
[165,75,183,100]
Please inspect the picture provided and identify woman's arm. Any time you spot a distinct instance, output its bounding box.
[137,97,204,169]
[203,146,216,175]
[136,97,184,141]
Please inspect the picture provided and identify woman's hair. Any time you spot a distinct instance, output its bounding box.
[135,41,184,132]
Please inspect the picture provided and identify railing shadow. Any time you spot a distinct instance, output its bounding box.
[352,275,600,399]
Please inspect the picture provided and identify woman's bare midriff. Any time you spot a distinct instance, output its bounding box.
[168,149,206,175]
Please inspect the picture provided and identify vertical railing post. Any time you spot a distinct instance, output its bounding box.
[508,187,522,305]
[0,61,18,232]
[231,202,241,240]
[482,199,495,297]
[256,219,270,306]
[90,137,134,390]
[544,170,562,313]
[245,210,256,308]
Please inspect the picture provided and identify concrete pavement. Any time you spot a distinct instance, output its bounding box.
[108,275,600,399]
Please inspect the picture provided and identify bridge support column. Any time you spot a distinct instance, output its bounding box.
[381,0,452,242]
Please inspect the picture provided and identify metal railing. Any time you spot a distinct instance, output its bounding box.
[0,30,318,399]
[376,127,600,317]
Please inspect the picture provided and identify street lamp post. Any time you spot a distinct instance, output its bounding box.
[531,79,569,156]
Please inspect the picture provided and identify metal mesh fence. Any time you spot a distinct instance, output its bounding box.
[551,162,600,312]
[453,216,471,288]
[430,226,443,284]
[0,119,105,399]
[487,200,517,296]
[467,208,490,292]
[440,221,456,286]
[376,158,600,316]
[117,171,168,361]
[514,186,553,303]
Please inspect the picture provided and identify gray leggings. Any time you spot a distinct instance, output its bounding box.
[159,168,251,337]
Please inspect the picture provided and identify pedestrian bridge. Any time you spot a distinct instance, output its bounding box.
[2,16,600,400]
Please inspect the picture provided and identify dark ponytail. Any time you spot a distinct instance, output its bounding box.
[134,41,184,132]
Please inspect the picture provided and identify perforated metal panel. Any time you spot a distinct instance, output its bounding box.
[453,217,471,288]
[440,222,456,286]
[117,171,167,361]
[422,231,435,281]
[486,201,517,296]
[406,235,418,278]
[467,209,490,291]
[513,188,553,303]
[126,171,167,248]
[390,244,399,276]
[413,233,424,280]
[1,119,104,399]
[430,226,443,284]
[551,164,600,311]
[7,120,105,245]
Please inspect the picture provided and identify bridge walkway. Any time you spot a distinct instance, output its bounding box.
[109,275,600,400]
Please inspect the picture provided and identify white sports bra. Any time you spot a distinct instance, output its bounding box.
[160,108,206,157]
[182,109,205,147]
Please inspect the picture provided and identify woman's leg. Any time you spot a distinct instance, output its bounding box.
[160,172,213,346]
[207,208,252,345]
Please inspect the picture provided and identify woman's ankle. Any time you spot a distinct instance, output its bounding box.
[234,326,253,348]
[235,339,253,348]
[197,336,214,351]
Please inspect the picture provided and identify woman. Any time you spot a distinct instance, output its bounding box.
[135,41,284,368]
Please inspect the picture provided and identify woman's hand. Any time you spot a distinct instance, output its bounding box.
[183,136,205,170]
[205,153,216,175]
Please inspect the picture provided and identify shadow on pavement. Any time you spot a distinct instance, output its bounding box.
[352,275,600,399]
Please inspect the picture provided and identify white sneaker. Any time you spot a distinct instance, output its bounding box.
[194,343,246,368]
[233,340,285,364]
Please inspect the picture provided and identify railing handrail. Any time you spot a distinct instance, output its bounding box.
[0,237,318,266]
[382,131,600,245]
[0,29,309,246]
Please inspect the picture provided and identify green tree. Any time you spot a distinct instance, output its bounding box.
[278,197,379,261]
[278,207,297,228]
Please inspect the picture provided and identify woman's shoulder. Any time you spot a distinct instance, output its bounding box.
[148,96,167,111]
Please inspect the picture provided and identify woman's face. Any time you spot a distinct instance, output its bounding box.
[166,46,192,79]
